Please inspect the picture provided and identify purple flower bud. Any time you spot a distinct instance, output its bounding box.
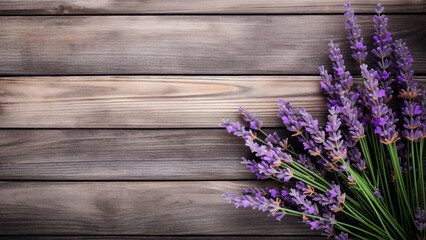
[374,188,382,198]
[250,119,262,130]
[336,232,349,240]
[394,39,423,140]
[223,190,286,221]
[242,200,251,208]
[382,71,389,79]
[415,208,426,231]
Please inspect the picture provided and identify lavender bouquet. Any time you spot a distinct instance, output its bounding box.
[221,4,425,240]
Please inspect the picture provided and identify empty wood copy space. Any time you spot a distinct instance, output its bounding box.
[0,0,425,239]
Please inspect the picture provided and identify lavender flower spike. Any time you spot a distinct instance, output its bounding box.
[372,4,393,103]
[223,190,285,221]
[394,40,425,141]
[320,43,365,142]
[344,3,368,63]
[328,41,354,92]
[238,107,262,130]
[324,107,347,163]
[360,64,399,144]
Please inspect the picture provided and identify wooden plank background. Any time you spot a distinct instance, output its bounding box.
[1,16,426,75]
[0,0,425,239]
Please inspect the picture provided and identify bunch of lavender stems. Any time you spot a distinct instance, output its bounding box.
[221,4,425,240]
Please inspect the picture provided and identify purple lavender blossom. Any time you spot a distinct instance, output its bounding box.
[221,4,424,239]
[319,61,364,142]
[360,64,399,144]
[328,41,354,92]
[312,182,346,213]
[278,99,326,158]
[374,188,382,199]
[336,232,350,240]
[222,118,295,181]
[324,107,347,163]
[394,40,425,141]
[415,208,426,231]
[223,189,285,221]
[221,120,251,140]
[344,3,368,63]
[372,4,393,103]
[238,107,262,130]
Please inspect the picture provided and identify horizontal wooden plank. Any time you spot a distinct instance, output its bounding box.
[0,181,319,235]
[0,0,424,14]
[0,129,256,180]
[0,15,425,75]
[1,129,425,180]
[0,76,326,128]
[0,237,324,240]
[1,76,425,128]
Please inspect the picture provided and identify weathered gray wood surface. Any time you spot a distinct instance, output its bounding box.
[0,1,425,239]
[0,129,254,180]
[0,181,319,235]
[1,15,425,75]
[1,76,425,128]
[0,0,424,14]
[0,76,325,128]
[1,129,425,180]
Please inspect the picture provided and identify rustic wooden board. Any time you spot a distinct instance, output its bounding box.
[1,15,425,75]
[0,237,325,240]
[1,129,424,180]
[0,0,424,14]
[0,181,319,235]
[0,129,255,180]
[0,76,326,128]
[2,76,425,128]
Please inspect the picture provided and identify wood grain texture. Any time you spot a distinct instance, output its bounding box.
[0,0,424,14]
[0,181,319,235]
[1,15,425,75]
[1,76,425,128]
[1,129,425,180]
[0,129,255,180]
[0,76,326,128]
